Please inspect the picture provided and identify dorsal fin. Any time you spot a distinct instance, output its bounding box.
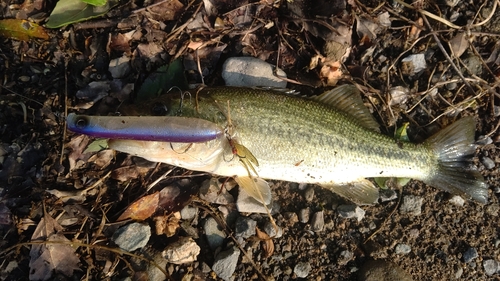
[312,84,380,132]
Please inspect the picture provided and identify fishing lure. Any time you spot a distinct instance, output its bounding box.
[66,113,223,143]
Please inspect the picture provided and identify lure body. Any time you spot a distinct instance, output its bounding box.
[66,113,223,143]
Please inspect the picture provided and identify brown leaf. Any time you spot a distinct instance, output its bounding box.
[449,32,469,58]
[319,59,343,86]
[154,212,180,237]
[0,19,49,41]
[255,227,274,258]
[117,191,160,221]
[29,215,80,281]
[145,0,184,22]
[67,135,91,171]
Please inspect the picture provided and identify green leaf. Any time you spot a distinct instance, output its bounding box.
[394,122,410,142]
[136,58,187,102]
[46,0,119,28]
[81,0,107,6]
[84,139,109,154]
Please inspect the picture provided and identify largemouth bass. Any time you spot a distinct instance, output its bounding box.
[69,85,489,204]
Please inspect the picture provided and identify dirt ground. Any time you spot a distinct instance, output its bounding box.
[1,0,500,280]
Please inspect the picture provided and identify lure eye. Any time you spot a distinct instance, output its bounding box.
[75,116,89,129]
[151,102,169,116]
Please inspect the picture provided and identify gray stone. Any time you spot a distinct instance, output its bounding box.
[358,260,414,281]
[476,136,493,145]
[112,222,151,252]
[263,221,283,238]
[483,259,500,276]
[337,205,365,222]
[222,57,287,88]
[304,186,315,202]
[162,237,200,264]
[298,207,310,223]
[236,185,272,214]
[481,156,496,170]
[234,216,257,238]
[199,178,234,205]
[311,211,324,232]
[379,189,398,202]
[180,206,198,220]
[212,246,241,281]
[293,261,312,278]
[448,195,465,207]
[399,195,423,216]
[395,244,411,255]
[463,247,478,263]
[203,217,226,250]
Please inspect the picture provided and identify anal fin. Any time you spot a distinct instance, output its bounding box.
[320,179,379,205]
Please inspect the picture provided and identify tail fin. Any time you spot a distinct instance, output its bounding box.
[423,116,488,203]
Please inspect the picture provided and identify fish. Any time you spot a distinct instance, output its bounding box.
[69,85,489,205]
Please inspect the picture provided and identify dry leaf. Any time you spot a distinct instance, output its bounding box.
[449,32,469,58]
[255,227,274,258]
[154,212,181,237]
[117,191,160,221]
[355,15,381,41]
[319,59,343,86]
[67,135,91,171]
[409,18,424,41]
[144,0,184,22]
[29,215,80,281]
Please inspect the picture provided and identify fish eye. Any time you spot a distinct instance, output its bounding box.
[151,102,169,116]
[75,116,89,129]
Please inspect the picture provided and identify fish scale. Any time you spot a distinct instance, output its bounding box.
[206,88,433,183]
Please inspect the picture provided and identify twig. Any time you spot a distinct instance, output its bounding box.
[420,14,475,95]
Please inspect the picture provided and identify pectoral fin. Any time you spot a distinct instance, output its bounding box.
[320,179,379,205]
[234,176,272,205]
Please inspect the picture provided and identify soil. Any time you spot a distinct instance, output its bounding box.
[1,0,500,280]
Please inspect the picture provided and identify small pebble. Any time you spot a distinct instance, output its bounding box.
[338,250,354,265]
[395,244,411,255]
[448,195,465,207]
[112,222,151,252]
[180,206,198,220]
[236,185,272,214]
[284,212,299,224]
[463,247,478,263]
[455,267,463,279]
[379,188,398,202]
[203,217,226,250]
[212,246,241,281]
[234,216,256,239]
[337,205,365,222]
[162,237,200,264]
[481,157,496,170]
[293,262,312,278]
[299,207,310,223]
[399,195,423,216]
[222,57,287,88]
[199,178,234,205]
[476,136,493,145]
[483,259,500,276]
[263,221,283,238]
[311,211,324,232]
[304,186,315,202]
